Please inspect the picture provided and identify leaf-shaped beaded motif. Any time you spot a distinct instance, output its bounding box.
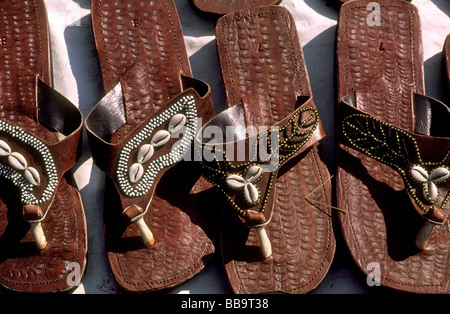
[342,113,450,212]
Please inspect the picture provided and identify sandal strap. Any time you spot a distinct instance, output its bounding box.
[85,76,213,213]
[339,92,450,224]
[196,95,325,227]
[0,78,83,222]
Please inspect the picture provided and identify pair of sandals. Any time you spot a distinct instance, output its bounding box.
[87,0,334,294]
[0,0,448,295]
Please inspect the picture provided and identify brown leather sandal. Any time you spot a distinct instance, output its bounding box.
[337,0,450,293]
[195,6,335,294]
[0,0,87,293]
[86,0,217,293]
[190,0,282,16]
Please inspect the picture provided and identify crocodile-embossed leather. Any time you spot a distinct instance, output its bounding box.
[90,0,217,293]
[216,6,335,294]
[0,0,87,293]
[336,0,450,293]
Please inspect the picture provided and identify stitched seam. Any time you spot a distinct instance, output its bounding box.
[161,0,187,76]
[34,0,45,83]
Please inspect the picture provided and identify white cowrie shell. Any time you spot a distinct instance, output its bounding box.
[150,130,171,148]
[244,183,259,205]
[245,165,262,182]
[129,163,144,184]
[0,140,11,156]
[410,166,428,183]
[429,167,449,183]
[168,114,186,134]
[226,174,246,189]
[8,152,27,170]
[137,144,154,164]
[426,181,438,202]
[24,167,41,186]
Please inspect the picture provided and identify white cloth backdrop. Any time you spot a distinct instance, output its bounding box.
[42,0,450,293]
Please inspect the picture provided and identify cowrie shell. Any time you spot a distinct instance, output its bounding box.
[168,114,186,134]
[137,144,154,164]
[0,140,11,156]
[244,183,259,205]
[24,167,41,186]
[427,181,438,202]
[410,166,428,183]
[129,163,144,184]
[226,174,246,189]
[150,130,171,148]
[429,167,449,183]
[8,152,27,170]
[245,165,262,182]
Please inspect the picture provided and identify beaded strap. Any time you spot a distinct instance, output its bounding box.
[115,94,198,198]
[86,84,205,203]
[197,97,323,225]
[0,78,83,250]
[0,79,82,219]
[0,121,58,206]
[339,94,450,220]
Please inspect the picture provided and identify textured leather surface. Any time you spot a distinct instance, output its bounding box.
[91,0,217,292]
[191,0,281,15]
[216,6,335,294]
[336,0,449,293]
[0,0,87,293]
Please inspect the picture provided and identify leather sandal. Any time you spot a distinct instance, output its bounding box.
[0,0,87,293]
[336,0,450,293]
[190,0,282,16]
[86,0,217,293]
[195,6,336,294]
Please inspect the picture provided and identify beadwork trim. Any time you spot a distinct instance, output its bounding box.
[0,120,58,205]
[116,95,198,198]
[341,113,450,213]
[198,106,319,218]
